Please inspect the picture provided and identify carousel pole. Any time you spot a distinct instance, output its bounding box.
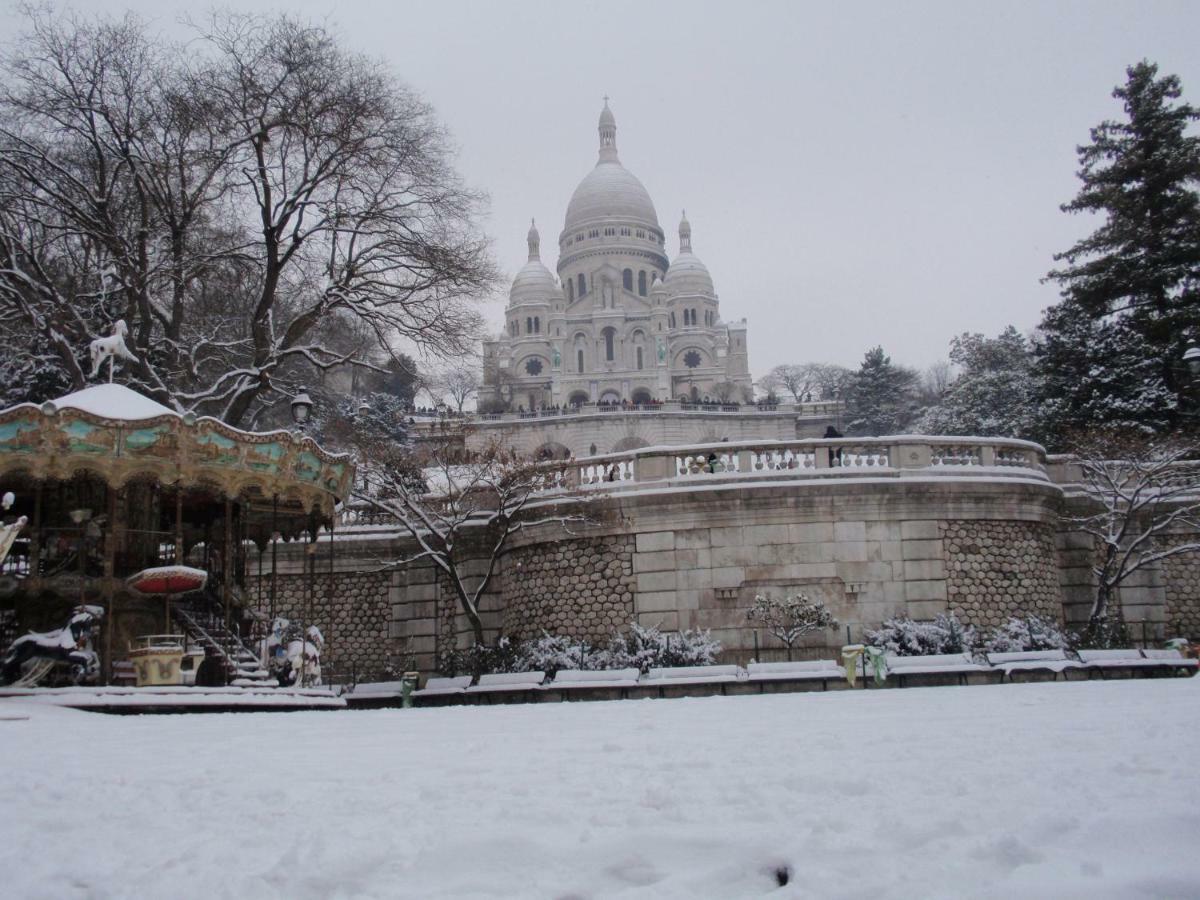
[328,506,336,677]
[174,485,184,564]
[103,487,118,685]
[223,497,233,632]
[30,481,42,579]
[270,494,278,622]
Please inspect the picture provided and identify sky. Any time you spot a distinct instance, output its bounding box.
[5,0,1200,380]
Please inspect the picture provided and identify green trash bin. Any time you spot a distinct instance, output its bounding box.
[400,671,420,708]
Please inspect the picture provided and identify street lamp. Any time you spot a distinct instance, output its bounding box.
[291,388,313,432]
[357,398,371,417]
[1183,346,1200,377]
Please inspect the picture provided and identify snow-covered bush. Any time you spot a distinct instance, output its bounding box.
[446,624,724,677]
[603,623,722,673]
[515,632,595,675]
[984,615,1070,653]
[865,614,976,656]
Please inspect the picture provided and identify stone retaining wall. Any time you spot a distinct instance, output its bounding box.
[1161,550,1200,638]
[941,520,1062,627]
[502,536,635,642]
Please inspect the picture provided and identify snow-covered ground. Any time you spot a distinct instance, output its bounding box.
[2,679,1198,899]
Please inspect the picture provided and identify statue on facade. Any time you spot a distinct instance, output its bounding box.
[552,346,561,368]
[656,337,666,363]
[602,282,613,308]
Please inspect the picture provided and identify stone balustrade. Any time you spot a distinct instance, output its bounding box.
[468,398,838,423]
[571,435,1048,489]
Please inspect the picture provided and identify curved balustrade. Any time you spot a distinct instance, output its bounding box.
[335,436,1051,530]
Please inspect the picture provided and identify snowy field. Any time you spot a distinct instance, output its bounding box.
[2,680,1198,899]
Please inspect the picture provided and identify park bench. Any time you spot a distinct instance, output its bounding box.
[746,660,846,692]
[1140,648,1199,675]
[885,652,996,687]
[984,649,1084,682]
[537,668,641,700]
[463,671,546,703]
[632,664,745,698]
[1078,649,1171,678]
[410,675,473,705]
[1079,648,1197,678]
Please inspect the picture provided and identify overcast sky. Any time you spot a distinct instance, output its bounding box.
[7,0,1200,379]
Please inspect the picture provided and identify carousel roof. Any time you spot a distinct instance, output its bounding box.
[52,384,176,421]
[0,384,354,514]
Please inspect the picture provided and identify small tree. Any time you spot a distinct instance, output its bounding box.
[426,363,481,414]
[354,436,597,647]
[1064,433,1200,642]
[746,593,838,661]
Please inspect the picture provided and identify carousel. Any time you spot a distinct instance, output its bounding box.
[0,376,353,703]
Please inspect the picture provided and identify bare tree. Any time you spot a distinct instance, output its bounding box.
[746,593,838,660]
[425,362,481,414]
[759,363,852,402]
[1065,434,1200,637]
[0,9,495,425]
[353,437,598,646]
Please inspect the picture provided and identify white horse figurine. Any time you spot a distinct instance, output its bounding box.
[88,320,139,382]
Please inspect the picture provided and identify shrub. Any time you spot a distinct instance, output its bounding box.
[984,614,1070,653]
[1074,612,1131,650]
[515,632,595,676]
[865,614,976,656]
[602,623,722,673]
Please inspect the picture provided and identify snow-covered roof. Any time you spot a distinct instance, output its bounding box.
[51,384,176,421]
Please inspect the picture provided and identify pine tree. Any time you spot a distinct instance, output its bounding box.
[846,346,919,436]
[1036,61,1200,443]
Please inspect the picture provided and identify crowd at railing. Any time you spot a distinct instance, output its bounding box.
[470,397,827,423]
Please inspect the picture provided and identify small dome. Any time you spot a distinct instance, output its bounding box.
[510,258,558,301]
[663,211,714,296]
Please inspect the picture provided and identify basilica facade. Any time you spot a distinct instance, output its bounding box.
[480,102,752,412]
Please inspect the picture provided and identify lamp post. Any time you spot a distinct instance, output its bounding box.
[291,388,313,434]
[1183,346,1200,377]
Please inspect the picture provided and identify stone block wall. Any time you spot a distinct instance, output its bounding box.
[1159,550,1200,639]
[502,536,635,642]
[941,520,1061,627]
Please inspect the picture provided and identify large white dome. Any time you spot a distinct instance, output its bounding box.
[564,163,659,233]
[562,101,659,235]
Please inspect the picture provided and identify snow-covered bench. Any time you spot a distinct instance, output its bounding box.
[746,660,846,691]
[538,668,641,700]
[1140,648,1199,675]
[464,671,546,702]
[984,649,1083,682]
[1079,648,1196,678]
[633,664,745,697]
[885,652,996,687]
[410,675,473,705]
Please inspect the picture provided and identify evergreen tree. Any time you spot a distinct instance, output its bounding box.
[846,346,919,436]
[1035,61,1200,443]
[919,327,1037,438]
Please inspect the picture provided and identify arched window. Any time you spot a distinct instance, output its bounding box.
[567,279,574,302]
[526,316,532,333]
[638,271,647,296]
[683,309,690,326]
[623,269,633,291]
[603,327,615,362]
[534,316,540,333]
[636,346,644,370]
[577,273,586,297]
[669,312,676,328]
[577,349,584,373]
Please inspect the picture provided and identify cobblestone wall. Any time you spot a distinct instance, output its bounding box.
[940,520,1061,627]
[502,536,636,642]
[269,572,393,678]
[1161,550,1200,638]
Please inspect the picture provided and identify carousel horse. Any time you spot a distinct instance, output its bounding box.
[0,605,104,686]
[266,617,324,687]
[88,320,139,381]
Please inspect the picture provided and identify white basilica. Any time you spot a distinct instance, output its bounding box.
[480,101,752,412]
